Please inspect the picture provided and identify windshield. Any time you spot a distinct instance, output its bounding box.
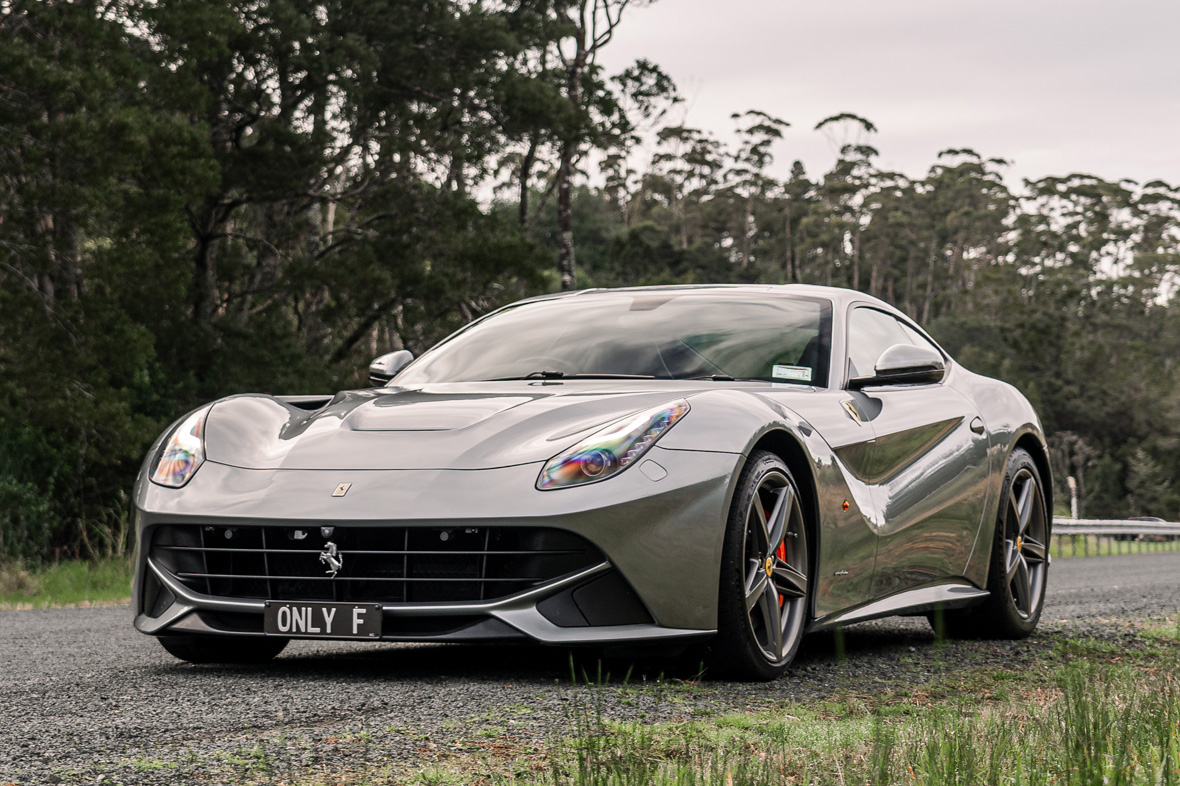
[396,291,832,386]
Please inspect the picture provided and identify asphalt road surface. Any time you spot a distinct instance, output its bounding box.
[2,552,1178,784]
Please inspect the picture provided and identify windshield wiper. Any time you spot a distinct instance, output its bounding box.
[690,374,737,381]
[484,371,657,381]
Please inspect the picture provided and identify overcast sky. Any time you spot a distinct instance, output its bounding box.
[599,0,1180,190]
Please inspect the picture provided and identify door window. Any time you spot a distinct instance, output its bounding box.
[847,308,913,378]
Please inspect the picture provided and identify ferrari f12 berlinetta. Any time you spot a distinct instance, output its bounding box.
[133,285,1050,680]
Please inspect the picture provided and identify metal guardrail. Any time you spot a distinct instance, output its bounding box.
[1050,518,1180,557]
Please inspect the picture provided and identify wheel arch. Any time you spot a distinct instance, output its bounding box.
[1013,432,1053,530]
[749,430,819,535]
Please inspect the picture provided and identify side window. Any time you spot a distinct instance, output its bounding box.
[847,308,913,379]
[899,322,944,357]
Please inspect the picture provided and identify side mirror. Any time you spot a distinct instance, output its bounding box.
[849,344,945,389]
[369,350,414,387]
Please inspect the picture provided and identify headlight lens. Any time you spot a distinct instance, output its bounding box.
[150,406,211,488]
[537,400,690,490]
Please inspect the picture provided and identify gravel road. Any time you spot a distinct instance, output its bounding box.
[2,552,1178,785]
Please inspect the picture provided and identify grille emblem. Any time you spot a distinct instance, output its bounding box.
[320,526,334,538]
[332,482,352,497]
[319,541,343,577]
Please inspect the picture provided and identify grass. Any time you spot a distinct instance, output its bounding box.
[1050,534,1180,558]
[0,557,132,609]
[385,626,1180,786]
[526,663,1180,786]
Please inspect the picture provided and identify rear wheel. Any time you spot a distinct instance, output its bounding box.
[930,447,1049,639]
[710,451,810,681]
[158,635,288,664]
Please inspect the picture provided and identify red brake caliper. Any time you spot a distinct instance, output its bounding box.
[775,516,787,607]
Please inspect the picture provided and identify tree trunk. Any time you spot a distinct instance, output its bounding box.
[903,242,916,315]
[739,193,755,269]
[53,211,81,301]
[784,201,794,282]
[192,198,222,330]
[556,142,577,290]
[556,39,587,292]
[519,134,539,228]
[851,227,861,291]
[922,241,936,324]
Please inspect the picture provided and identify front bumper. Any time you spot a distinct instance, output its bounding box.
[132,446,739,644]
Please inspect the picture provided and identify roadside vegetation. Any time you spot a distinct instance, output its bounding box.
[525,662,1179,786]
[392,623,1180,786]
[1051,535,1180,559]
[398,626,1180,786]
[0,558,131,610]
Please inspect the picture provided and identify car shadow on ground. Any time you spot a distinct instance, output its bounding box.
[146,617,943,684]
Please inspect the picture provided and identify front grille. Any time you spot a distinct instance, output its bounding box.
[150,524,603,604]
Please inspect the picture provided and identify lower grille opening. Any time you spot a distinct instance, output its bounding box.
[150,524,603,604]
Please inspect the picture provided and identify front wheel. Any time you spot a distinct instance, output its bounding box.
[930,447,1049,639]
[158,635,288,664]
[709,451,810,681]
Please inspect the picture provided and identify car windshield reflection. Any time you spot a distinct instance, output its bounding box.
[397,292,832,386]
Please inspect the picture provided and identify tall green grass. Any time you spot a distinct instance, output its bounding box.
[539,663,1179,786]
[0,558,132,608]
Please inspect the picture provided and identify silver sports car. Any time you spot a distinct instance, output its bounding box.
[132,285,1051,680]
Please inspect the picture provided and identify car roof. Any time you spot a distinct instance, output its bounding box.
[514,283,896,312]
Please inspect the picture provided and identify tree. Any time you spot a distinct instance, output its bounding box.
[547,0,658,290]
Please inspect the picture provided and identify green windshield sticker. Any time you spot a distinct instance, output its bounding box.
[772,365,812,382]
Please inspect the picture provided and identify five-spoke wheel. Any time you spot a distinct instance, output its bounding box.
[1003,465,1048,620]
[712,451,810,680]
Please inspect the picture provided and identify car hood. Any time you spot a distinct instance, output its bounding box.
[202,382,717,471]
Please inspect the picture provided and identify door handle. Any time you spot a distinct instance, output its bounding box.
[969,416,985,435]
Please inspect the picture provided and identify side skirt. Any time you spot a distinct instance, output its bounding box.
[806,581,989,632]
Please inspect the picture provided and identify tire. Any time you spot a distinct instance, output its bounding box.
[709,451,810,681]
[158,635,288,664]
[929,447,1049,639]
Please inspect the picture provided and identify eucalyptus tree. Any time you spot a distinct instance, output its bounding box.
[598,59,679,224]
[854,170,918,303]
[791,113,880,289]
[917,150,1013,320]
[646,125,725,249]
[542,0,667,290]
[726,110,790,269]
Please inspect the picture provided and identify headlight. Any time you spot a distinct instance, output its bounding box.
[537,400,690,490]
[150,405,211,488]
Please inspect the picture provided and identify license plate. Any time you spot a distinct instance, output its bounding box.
[264,601,382,639]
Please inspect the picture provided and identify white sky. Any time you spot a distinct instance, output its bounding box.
[599,0,1180,190]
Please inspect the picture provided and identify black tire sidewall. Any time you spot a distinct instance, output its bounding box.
[710,451,808,681]
[984,448,1049,636]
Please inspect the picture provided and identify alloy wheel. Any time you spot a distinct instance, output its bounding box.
[741,470,808,662]
[1003,467,1048,619]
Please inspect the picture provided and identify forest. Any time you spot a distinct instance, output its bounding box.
[2,0,1179,564]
